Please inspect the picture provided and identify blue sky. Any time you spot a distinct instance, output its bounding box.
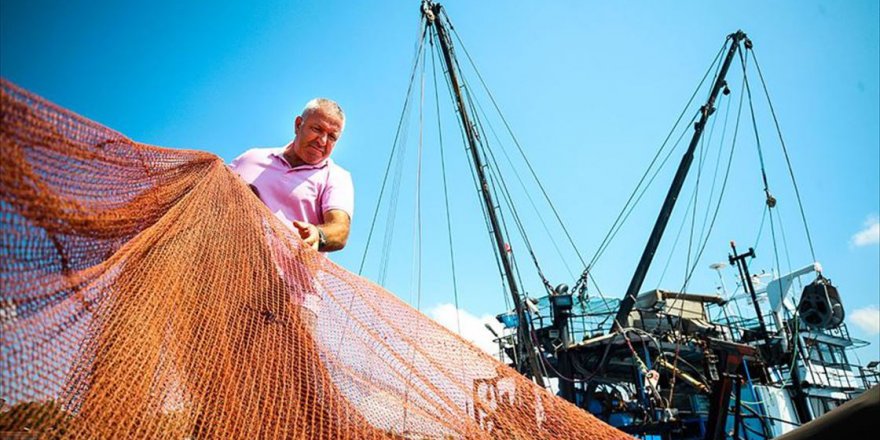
[2,1,878,361]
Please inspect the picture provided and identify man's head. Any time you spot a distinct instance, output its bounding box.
[287,98,345,166]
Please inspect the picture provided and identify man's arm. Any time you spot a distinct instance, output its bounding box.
[293,209,351,252]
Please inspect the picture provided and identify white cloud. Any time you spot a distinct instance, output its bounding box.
[427,303,503,357]
[851,216,880,247]
[850,305,880,335]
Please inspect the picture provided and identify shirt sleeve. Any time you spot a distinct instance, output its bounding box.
[228,150,250,172]
[321,167,354,220]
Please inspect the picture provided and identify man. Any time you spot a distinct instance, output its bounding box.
[230,98,352,252]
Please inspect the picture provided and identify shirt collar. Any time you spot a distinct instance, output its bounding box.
[270,145,330,170]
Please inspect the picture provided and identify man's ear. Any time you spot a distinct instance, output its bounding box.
[294,115,303,134]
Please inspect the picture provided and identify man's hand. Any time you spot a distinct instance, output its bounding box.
[292,211,349,252]
[293,221,320,251]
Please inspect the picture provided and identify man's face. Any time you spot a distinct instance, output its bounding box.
[291,108,344,165]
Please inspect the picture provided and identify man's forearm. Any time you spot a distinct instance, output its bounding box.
[317,221,349,252]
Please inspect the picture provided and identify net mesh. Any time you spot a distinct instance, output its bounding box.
[0,78,628,439]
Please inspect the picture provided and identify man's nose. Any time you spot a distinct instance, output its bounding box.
[317,132,328,145]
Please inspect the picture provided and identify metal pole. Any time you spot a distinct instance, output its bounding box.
[424,1,545,386]
[612,31,748,332]
[729,242,769,339]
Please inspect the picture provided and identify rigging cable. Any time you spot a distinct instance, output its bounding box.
[750,48,818,262]
[664,45,748,401]
[675,44,748,295]
[578,43,729,328]
[655,168,701,288]
[358,22,428,276]
[656,75,735,289]
[464,87,530,298]
[340,23,427,351]
[413,28,428,312]
[472,100,556,294]
[447,14,627,339]
[472,97,577,279]
[449,36,553,309]
[402,37,431,431]
[697,72,736,256]
[431,24,511,309]
[585,40,728,274]
[448,20,586,268]
[449,10,694,319]
[682,49,727,287]
[739,48,785,280]
[595,110,700,279]
[429,26,463,335]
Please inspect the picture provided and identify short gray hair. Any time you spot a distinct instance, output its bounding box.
[302,98,345,124]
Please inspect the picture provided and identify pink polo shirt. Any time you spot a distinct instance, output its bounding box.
[229,147,354,230]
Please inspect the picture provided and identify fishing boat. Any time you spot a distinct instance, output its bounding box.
[358,2,880,438]
[1,2,875,439]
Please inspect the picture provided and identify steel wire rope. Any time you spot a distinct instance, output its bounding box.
[585,41,728,274]
[449,13,732,322]
[467,93,527,300]
[433,24,513,309]
[447,21,587,269]
[461,78,559,385]
[774,206,800,290]
[733,398,803,439]
[740,49,785,282]
[452,47,536,312]
[750,49,818,262]
[473,98,556,296]
[657,84,731,296]
[446,15,629,341]
[465,93,522,280]
[581,112,703,330]
[402,40,430,433]
[681,63,747,279]
[456,67,554,382]
[579,43,729,335]
[655,173,700,289]
[593,110,701,280]
[484,143,551,296]
[478,137,551,378]
[656,144,699,289]
[357,23,428,276]
[378,120,415,286]
[657,121,719,293]
[430,23,517,378]
[683,130,705,286]
[682,45,729,289]
[739,401,800,427]
[697,75,736,255]
[429,27,463,335]
[740,52,803,293]
[471,96,577,280]
[340,23,426,352]
[657,83,734,289]
[413,32,427,312]
[574,109,703,339]
[667,54,748,302]
[663,55,749,401]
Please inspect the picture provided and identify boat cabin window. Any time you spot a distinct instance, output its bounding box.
[806,340,849,367]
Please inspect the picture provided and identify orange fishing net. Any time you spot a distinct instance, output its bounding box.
[0,78,628,439]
